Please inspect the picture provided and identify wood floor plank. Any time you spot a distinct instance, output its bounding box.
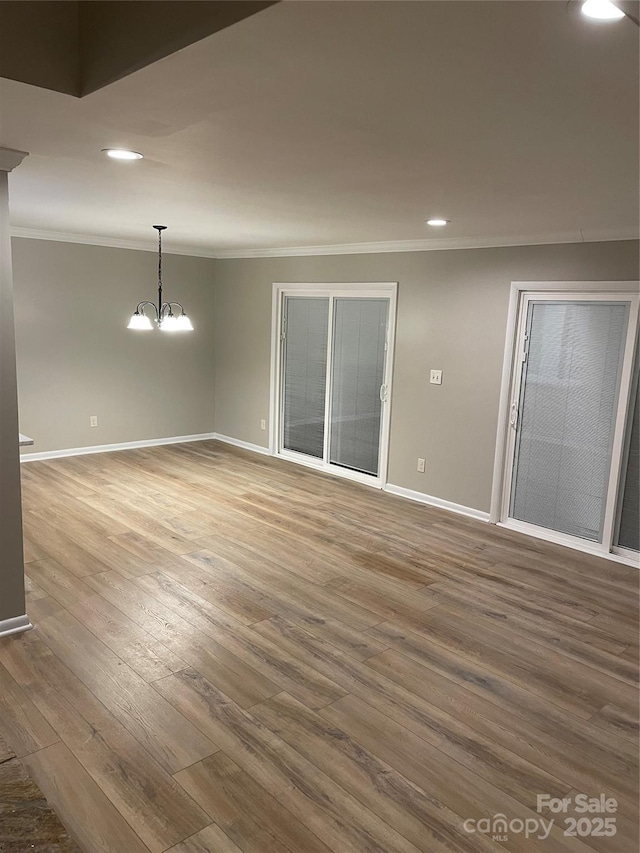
[252,617,572,807]
[23,573,49,602]
[75,492,201,555]
[133,571,348,708]
[589,703,639,744]
[364,648,637,803]
[183,546,382,630]
[156,668,423,853]
[250,691,501,853]
[319,695,605,853]
[587,614,639,649]
[362,624,638,798]
[0,632,211,852]
[151,554,277,625]
[166,823,244,853]
[426,580,632,659]
[369,607,639,719]
[22,513,115,578]
[24,742,152,853]
[84,570,311,709]
[22,534,51,565]
[175,751,333,853]
[84,565,344,714]
[31,559,280,708]
[31,607,219,774]
[0,662,59,757]
[26,558,189,682]
[330,577,439,622]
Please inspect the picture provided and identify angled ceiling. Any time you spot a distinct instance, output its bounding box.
[0,0,638,257]
[0,1,276,97]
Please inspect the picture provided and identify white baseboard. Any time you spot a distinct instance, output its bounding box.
[499,520,640,568]
[213,433,270,456]
[0,614,33,638]
[384,483,490,522]
[20,432,218,462]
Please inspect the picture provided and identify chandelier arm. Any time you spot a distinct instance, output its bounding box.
[165,301,186,315]
[136,301,160,319]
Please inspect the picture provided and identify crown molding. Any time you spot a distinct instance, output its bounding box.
[10,226,638,260]
[215,229,639,259]
[0,148,28,172]
[10,227,218,258]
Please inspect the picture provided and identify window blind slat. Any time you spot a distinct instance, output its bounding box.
[510,301,629,542]
[329,298,388,476]
[282,297,329,459]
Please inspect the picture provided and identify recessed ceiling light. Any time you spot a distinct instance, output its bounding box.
[426,218,450,227]
[581,0,624,20]
[102,148,143,161]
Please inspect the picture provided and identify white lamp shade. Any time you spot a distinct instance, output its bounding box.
[128,312,153,330]
[160,313,180,331]
[175,314,194,331]
[581,0,624,19]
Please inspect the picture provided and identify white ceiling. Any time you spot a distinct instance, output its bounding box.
[1,1,638,257]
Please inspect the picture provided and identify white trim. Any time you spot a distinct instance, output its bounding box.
[213,433,269,456]
[215,231,638,259]
[612,545,640,565]
[384,483,490,522]
[20,432,218,462]
[0,148,28,173]
[499,520,639,569]
[12,228,638,262]
[11,228,218,259]
[278,446,384,489]
[273,281,399,292]
[0,614,33,638]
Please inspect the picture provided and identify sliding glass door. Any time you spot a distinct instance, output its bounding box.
[329,298,389,476]
[502,291,639,555]
[276,286,395,486]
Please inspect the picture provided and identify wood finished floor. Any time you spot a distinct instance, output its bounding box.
[1,440,637,853]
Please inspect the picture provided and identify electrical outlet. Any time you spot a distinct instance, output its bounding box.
[90,415,98,428]
[260,419,267,431]
[430,369,443,385]
[417,457,426,473]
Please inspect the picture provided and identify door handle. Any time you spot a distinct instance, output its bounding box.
[379,384,388,402]
[510,401,518,428]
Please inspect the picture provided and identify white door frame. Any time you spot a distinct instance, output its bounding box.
[490,280,640,562]
[612,351,640,559]
[269,282,398,489]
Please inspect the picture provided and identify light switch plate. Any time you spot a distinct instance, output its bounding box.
[430,369,443,385]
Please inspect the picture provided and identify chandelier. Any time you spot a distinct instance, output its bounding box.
[127,226,194,331]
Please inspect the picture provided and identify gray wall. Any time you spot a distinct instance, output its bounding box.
[13,238,216,454]
[213,241,639,513]
[0,172,26,623]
